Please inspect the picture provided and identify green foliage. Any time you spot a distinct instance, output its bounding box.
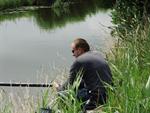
[51,70,83,113]
[42,89,50,108]
[112,0,150,36]
[0,0,34,10]
[0,0,114,12]
[108,1,150,112]
[52,0,69,8]
[107,11,150,112]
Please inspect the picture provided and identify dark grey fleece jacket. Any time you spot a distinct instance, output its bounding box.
[62,51,112,93]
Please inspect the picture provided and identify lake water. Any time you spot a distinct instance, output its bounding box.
[0,4,113,84]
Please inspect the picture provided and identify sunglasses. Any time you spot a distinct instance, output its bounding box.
[72,50,75,53]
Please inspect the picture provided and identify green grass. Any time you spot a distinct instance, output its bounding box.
[104,21,150,113]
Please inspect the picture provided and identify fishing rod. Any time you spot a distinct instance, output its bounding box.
[0,82,53,87]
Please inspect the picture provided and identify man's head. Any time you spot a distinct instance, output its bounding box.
[71,38,90,58]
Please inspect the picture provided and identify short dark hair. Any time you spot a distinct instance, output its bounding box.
[73,38,90,52]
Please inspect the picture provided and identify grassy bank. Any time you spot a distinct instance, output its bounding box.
[106,0,150,112]
[104,21,150,112]
[0,0,114,12]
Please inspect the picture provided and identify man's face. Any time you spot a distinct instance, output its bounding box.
[71,43,84,58]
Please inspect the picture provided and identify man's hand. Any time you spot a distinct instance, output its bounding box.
[52,81,61,91]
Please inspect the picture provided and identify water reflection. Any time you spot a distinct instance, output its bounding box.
[0,0,113,30]
[0,0,113,83]
[34,0,113,30]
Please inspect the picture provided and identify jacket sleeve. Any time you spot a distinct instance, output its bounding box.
[59,60,82,90]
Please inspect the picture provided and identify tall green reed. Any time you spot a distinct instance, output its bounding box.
[105,20,150,113]
[0,70,84,113]
[50,69,84,113]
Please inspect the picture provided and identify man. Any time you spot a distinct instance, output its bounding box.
[54,38,112,111]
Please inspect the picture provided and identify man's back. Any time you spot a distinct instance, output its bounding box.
[74,51,112,92]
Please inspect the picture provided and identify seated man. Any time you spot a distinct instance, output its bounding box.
[54,38,112,111]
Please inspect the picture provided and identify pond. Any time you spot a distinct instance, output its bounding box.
[0,2,113,84]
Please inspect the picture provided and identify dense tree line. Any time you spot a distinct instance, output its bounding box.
[112,0,150,31]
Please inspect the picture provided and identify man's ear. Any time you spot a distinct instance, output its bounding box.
[78,48,85,53]
[78,48,82,51]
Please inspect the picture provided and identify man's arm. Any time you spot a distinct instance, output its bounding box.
[59,60,82,91]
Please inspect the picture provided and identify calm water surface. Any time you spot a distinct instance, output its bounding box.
[0,6,113,84]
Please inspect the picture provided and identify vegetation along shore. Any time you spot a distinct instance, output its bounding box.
[0,0,150,113]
